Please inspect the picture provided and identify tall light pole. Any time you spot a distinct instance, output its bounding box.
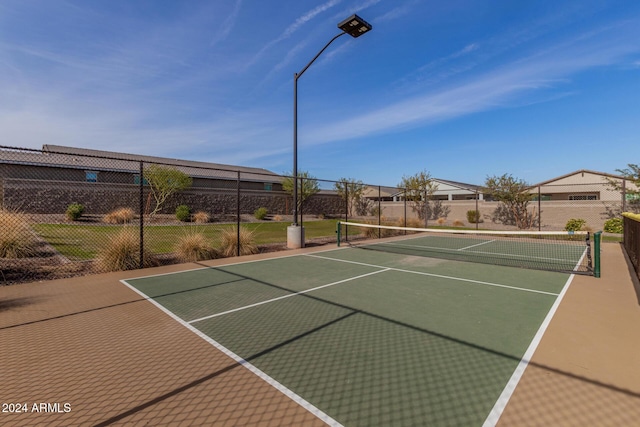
[288,14,373,249]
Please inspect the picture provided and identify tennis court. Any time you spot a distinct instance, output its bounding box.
[122,230,582,426]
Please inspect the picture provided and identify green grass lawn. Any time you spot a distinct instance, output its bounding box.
[32,220,344,260]
[32,220,620,261]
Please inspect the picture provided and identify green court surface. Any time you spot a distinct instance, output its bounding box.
[123,246,573,426]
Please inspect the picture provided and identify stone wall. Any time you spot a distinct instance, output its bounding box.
[1,178,344,217]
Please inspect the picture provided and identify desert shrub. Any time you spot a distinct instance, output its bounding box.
[604,217,623,233]
[565,218,586,232]
[359,220,399,238]
[0,209,37,258]
[175,205,191,222]
[405,218,424,228]
[453,219,465,227]
[369,205,382,218]
[66,203,85,221]
[103,208,135,224]
[219,226,259,257]
[436,217,446,225]
[466,210,482,224]
[254,207,268,220]
[174,232,218,262]
[192,211,210,223]
[97,229,158,272]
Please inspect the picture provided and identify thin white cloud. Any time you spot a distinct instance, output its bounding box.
[210,0,243,47]
[249,0,343,68]
[305,25,640,145]
[283,0,343,38]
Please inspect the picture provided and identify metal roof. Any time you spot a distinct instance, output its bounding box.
[0,145,282,183]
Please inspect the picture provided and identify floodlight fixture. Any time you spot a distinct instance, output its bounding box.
[337,14,372,38]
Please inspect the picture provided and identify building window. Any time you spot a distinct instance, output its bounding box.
[85,171,98,183]
[568,194,597,201]
[134,174,149,185]
[264,183,273,191]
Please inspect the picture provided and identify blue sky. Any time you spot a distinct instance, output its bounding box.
[1,0,639,187]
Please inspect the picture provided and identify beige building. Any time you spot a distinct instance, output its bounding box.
[530,169,638,204]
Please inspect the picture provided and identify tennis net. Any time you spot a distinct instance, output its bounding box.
[337,221,601,276]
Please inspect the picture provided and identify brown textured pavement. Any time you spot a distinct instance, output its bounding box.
[0,250,329,427]
[1,243,639,426]
[497,243,640,426]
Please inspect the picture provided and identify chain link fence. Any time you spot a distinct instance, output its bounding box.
[381,180,637,233]
[1,146,356,284]
[1,145,635,284]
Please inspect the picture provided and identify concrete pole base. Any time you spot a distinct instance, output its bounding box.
[287,225,305,249]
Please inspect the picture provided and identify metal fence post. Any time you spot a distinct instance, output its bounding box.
[139,161,144,269]
[538,185,542,231]
[378,186,381,238]
[403,189,407,234]
[237,171,241,257]
[622,179,626,213]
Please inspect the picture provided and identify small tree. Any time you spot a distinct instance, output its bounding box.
[398,170,438,227]
[334,178,367,217]
[605,164,640,214]
[484,174,536,229]
[282,171,320,213]
[143,165,192,217]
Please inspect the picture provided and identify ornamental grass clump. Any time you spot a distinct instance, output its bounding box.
[174,232,218,262]
[0,208,37,258]
[192,211,210,224]
[97,229,157,272]
[219,226,258,257]
[103,207,135,224]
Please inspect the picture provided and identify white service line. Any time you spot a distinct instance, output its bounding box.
[305,254,559,296]
[376,241,580,264]
[187,268,391,324]
[458,239,496,251]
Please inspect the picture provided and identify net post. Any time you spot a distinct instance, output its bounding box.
[336,221,342,247]
[594,231,601,278]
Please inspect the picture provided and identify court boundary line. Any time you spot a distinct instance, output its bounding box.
[482,248,588,426]
[305,254,560,296]
[187,268,390,324]
[119,278,343,427]
[481,272,577,426]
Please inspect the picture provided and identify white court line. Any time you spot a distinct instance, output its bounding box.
[305,254,559,297]
[376,241,581,264]
[458,239,496,251]
[481,271,577,426]
[187,268,390,324]
[481,248,588,426]
[120,278,344,427]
